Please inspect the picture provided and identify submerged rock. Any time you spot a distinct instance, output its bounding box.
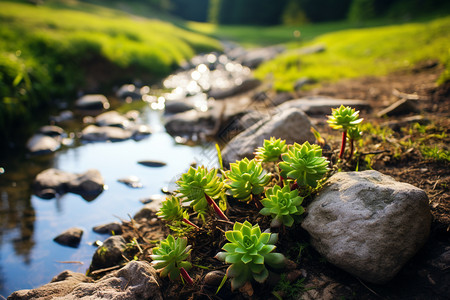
[302,170,431,284]
[137,160,167,167]
[34,168,104,201]
[117,176,143,188]
[53,227,83,248]
[81,125,133,142]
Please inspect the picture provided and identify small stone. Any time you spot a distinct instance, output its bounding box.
[204,270,226,286]
[138,160,167,167]
[93,222,123,235]
[117,176,143,188]
[54,227,83,248]
[75,94,109,110]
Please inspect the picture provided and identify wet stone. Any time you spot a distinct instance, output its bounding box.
[54,227,83,248]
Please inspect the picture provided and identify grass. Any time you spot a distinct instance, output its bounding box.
[0,0,221,149]
[252,16,450,91]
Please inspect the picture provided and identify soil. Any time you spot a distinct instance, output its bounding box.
[118,62,449,300]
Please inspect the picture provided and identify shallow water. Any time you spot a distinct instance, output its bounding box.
[0,107,217,297]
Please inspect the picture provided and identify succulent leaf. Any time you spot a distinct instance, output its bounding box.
[215,221,285,290]
[226,158,271,202]
[150,235,192,281]
[279,141,329,188]
[255,137,288,162]
[157,196,185,222]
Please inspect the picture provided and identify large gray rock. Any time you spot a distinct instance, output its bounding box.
[8,261,162,300]
[8,270,93,300]
[221,108,316,166]
[302,170,431,284]
[34,168,104,201]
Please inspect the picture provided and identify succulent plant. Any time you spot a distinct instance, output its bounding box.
[215,221,285,290]
[157,196,199,229]
[150,235,193,282]
[255,137,288,162]
[226,158,271,202]
[176,166,227,220]
[260,185,305,227]
[327,105,363,159]
[279,141,329,188]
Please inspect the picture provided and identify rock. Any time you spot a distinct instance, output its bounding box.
[130,124,152,140]
[116,84,142,101]
[53,227,83,248]
[137,160,167,167]
[50,110,74,123]
[34,168,104,201]
[9,261,162,300]
[302,170,431,284]
[140,194,166,204]
[93,222,123,235]
[221,108,316,166]
[38,125,65,137]
[125,110,140,121]
[89,235,127,271]
[26,134,61,154]
[204,270,227,286]
[164,101,195,114]
[270,92,294,106]
[164,109,215,137]
[431,249,450,270]
[276,97,371,116]
[239,46,285,69]
[300,273,349,300]
[95,111,130,129]
[81,125,133,142]
[209,78,261,99]
[117,176,143,188]
[75,94,109,110]
[376,98,419,117]
[66,169,104,201]
[8,270,93,300]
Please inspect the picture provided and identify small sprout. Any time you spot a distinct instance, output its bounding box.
[150,235,193,282]
[176,166,227,221]
[279,141,329,188]
[226,158,271,202]
[215,221,285,290]
[157,196,199,229]
[347,125,363,160]
[255,137,288,162]
[260,185,305,227]
[327,105,363,159]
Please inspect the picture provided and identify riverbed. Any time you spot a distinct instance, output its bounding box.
[0,106,217,296]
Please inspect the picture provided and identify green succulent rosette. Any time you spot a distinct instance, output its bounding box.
[255,137,288,162]
[279,141,329,188]
[226,158,271,202]
[260,185,305,227]
[327,105,363,131]
[176,166,224,216]
[157,196,185,222]
[150,235,192,281]
[215,221,285,290]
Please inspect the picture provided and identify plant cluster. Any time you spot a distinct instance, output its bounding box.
[148,107,371,290]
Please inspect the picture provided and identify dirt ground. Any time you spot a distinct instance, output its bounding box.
[120,62,449,300]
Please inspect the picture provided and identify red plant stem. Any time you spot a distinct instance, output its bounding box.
[180,267,194,285]
[205,194,229,221]
[182,218,200,229]
[348,138,354,160]
[339,130,347,159]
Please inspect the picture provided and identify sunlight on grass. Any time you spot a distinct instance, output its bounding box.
[254,17,450,91]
